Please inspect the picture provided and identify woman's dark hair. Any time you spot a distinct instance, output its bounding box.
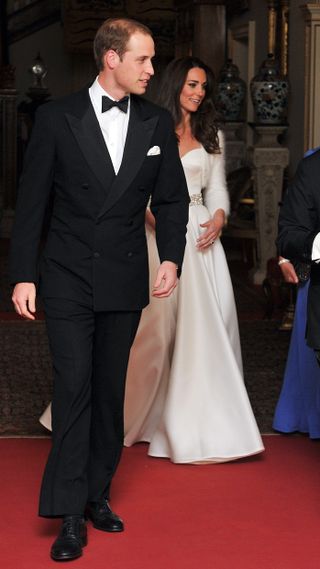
[157,56,221,154]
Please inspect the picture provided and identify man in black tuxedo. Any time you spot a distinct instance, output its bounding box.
[277,149,320,353]
[10,18,189,561]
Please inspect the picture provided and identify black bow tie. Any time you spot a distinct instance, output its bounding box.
[101,95,129,113]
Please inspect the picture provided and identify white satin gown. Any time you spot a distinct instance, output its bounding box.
[124,144,264,463]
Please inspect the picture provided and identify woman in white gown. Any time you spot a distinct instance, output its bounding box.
[124,57,264,463]
[41,57,264,464]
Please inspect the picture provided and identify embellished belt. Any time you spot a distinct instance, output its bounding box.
[189,193,203,206]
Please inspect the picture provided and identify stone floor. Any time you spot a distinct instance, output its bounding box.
[0,240,291,436]
[0,320,52,435]
[0,317,290,436]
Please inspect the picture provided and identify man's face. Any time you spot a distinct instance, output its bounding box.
[113,32,155,96]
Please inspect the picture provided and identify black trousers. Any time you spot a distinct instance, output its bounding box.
[39,298,141,517]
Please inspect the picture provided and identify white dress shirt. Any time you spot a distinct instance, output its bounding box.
[89,77,130,174]
[312,233,320,261]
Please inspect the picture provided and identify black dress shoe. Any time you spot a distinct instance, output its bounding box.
[50,515,87,561]
[87,500,124,532]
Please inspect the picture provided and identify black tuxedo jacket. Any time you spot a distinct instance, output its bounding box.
[277,149,320,347]
[10,87,189,311]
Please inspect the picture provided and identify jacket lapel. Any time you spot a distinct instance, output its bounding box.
[65,100,115,192]
[97,97,158,218]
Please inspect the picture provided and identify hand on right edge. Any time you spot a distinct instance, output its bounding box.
[12,282,37,320]
[279,259,299,284]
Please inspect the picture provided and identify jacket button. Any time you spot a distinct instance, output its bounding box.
[127,252,133,257]
[82,183,89,189]
[127,220,134,226]
[93,252,100,258]
[139,186,146,191]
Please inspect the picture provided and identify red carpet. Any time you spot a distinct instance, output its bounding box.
[0,436,319,569]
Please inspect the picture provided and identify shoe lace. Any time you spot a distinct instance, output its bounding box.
[62,516,81,538]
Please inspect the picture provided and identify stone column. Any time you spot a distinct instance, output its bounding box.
[175,0,226,76]
[247,125,289,284]
[0,65,17,238]
[223,121,246,175]
[193,1,226,77]
[301,4,320,153]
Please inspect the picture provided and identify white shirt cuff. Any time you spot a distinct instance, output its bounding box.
[312,232,320,262]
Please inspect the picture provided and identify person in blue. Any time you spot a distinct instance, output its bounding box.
[273,147,320,439]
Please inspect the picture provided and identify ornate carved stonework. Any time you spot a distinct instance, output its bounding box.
[253,149,289,168]
[253,125,288,148]
[223,121,246,174]
[127,0,175,15]
[63,0,123,54]
[247,125,289,284]
[63,0,176,57]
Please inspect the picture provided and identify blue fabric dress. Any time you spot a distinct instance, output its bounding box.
[273,280,320,438]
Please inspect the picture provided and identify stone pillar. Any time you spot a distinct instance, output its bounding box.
[193,1,226,77]
[247,125,289,284]
[301,4,320,153]
[175,0,226,76]
[0,65,17,238]
[223,121,246,175]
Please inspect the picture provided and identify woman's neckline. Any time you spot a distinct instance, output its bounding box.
[180,146,203,160]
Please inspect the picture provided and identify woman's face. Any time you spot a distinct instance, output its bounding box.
[179,67,207,115]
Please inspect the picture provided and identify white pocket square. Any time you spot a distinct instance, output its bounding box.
[147,146,161,156]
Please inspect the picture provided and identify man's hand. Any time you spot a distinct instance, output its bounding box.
[152,261,178,298]
[278,258,299,284]
[12,282,37,320]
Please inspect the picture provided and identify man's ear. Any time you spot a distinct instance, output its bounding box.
[104,49,120,70]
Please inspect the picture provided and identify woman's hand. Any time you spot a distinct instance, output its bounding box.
[197,209,225,250]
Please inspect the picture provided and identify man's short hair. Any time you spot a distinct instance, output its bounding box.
[94,17,153,71]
